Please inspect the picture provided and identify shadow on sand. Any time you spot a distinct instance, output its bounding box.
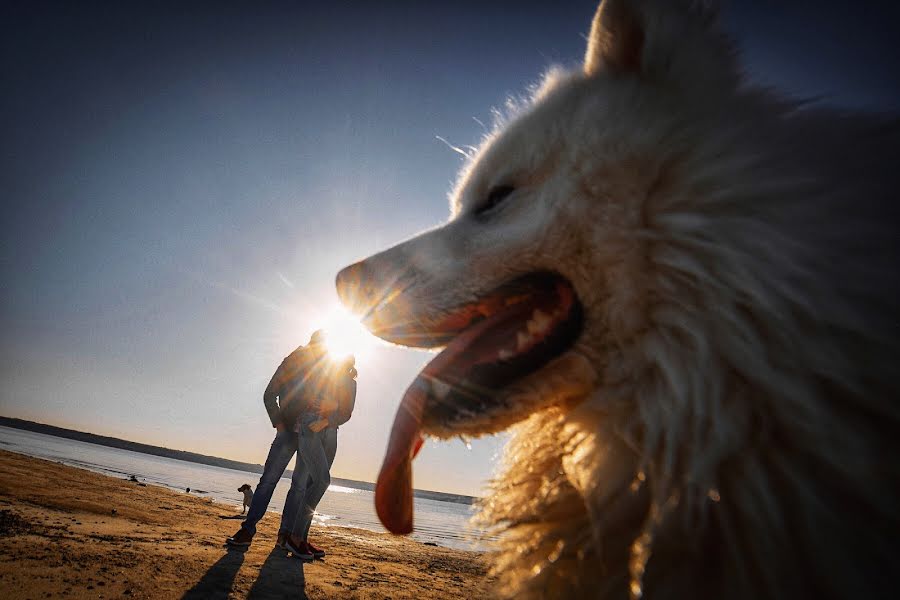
[247,547,307,599]
[182,546,247,600]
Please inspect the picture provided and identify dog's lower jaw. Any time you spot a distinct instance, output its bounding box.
[421,351,599,439]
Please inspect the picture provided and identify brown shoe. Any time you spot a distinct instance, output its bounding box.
[276,531,287,548]
[226,528,253,547]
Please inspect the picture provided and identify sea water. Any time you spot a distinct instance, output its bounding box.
[0,425,486,551]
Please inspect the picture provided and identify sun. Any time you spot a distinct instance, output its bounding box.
[315,305,380,362]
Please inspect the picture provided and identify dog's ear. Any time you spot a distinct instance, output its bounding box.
[584,0,643,75]
[584,0,722,78]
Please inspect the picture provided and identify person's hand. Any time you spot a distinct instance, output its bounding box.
[275,422,286,432]
[308,419,329,433]
[319,398,339,414]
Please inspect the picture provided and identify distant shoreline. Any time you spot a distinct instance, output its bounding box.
[0,415,476,505]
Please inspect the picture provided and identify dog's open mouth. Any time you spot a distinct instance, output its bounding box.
[361,271,583,534]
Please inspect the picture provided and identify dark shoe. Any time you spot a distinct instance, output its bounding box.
[276,531,287,549]
[285,538,314,560]
[307,541,326,558]
[225,528,253,547]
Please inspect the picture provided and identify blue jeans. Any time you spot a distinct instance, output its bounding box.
[240,430,297,537]
[322,427,338,466]
[301,427,337,539]
[282,426,331,538]
[279,427,338,537]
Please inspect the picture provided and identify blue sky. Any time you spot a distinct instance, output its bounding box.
[1,1,897,496]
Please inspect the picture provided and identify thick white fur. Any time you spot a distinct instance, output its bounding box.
[460,2,900,598]
[346,1,900,597]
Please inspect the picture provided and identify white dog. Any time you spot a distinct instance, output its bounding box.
[336,1,900,598]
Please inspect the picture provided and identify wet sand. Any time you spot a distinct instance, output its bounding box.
[0,449,491,599]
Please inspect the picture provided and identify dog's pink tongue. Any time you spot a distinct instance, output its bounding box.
[375,379,426,534]
[375,348,472,534]
[375,304,527,534]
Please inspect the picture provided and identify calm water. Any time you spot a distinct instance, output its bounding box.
[0,425,486,550]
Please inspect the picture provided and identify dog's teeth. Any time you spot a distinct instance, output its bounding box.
[431,379,452,398]
[527,309,552,335]
[517,331,532,350]
[498,349,515,360]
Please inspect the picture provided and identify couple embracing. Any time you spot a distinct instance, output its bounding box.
[227,330,357,560]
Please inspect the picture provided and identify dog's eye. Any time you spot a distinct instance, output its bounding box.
[475,185,516,217]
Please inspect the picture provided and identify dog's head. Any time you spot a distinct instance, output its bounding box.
[336,0,740,533]
[238,484,251,492]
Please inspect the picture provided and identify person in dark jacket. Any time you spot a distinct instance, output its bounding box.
[281,355,357,557]
[225,330,328,547]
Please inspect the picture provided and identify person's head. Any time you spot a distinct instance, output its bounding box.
[309,329,326,346]
[308,329,327,355]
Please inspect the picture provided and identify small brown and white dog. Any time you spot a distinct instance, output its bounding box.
[335,0,900,598]
[237,484,253,514]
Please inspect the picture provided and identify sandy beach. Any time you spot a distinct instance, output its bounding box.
[0,449,492,599]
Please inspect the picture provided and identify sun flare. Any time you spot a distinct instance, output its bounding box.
[315,305,380,363]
